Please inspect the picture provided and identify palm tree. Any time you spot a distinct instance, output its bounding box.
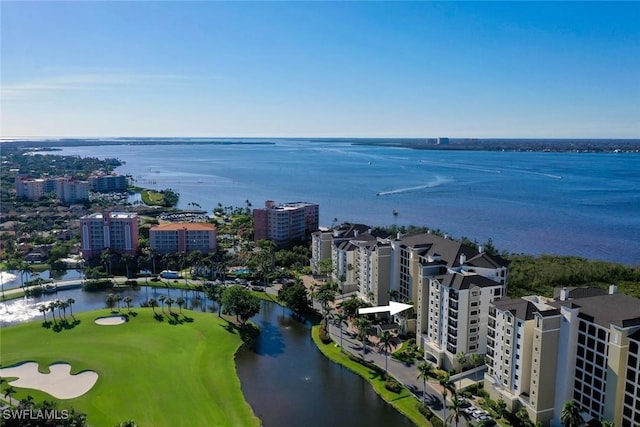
[105,293,117,312]
[455,351,467,388]
[116,294,123,312]
[121,253,133,279]
[206,285,223,316]
[4,385,16,402]
[417,361,434,406]
[388,289,400,302]
[447,393,471,427]
[101,249,113,275]
[60,300,69,321]
[354,317,372,360]
[176,297,185,313]
[38,304,48,322]
[313,281,337,329]
[333,311,349,350]
[166,297,174,313]
[377,330,395,374]
[560,400,584,427]
[48,301,58,324]
[148,298,158,314]
[158,295,166,313]
[19,261,33,291]
[66,298,75,319]
[439,373,454,426]
[56,299,64,320]
[123,296,133,312]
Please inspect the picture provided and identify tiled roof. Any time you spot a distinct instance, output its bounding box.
[552,293,640,328]
[436,272,502,290]
[492,297,539,321]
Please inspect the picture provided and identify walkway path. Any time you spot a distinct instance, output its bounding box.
[325,319,472,427]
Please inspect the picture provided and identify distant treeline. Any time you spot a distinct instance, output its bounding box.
[506,254,640,298]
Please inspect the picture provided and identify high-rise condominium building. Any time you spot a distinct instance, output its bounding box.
[80,211,139,259]
[149,223,217,254]
[485,286,640,427]
[253,200,319,247]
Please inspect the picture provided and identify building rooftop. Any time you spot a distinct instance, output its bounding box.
[553,293,640,328]
[151,223,216,231]
[492,296,556,320]
[436,271,502,290]
[83,212,137,220]
[399,232,508,268]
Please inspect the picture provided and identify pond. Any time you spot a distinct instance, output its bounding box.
[236,301,414,427]
[0,289,414,427]
[0,269,84,292]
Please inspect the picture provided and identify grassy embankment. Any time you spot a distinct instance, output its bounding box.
[0,309,261,427]
[311,325,428,427]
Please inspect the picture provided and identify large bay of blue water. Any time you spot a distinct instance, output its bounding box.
[52,140,639,264]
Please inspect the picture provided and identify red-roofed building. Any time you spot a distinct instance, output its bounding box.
[149,222,217,254]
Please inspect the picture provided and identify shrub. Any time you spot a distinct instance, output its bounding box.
[124,279,138,286]
[318,326,332,344]
[384,377,402,393]
[83,279,113,292]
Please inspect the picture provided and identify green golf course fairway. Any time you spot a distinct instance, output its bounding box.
[0,309,261,427]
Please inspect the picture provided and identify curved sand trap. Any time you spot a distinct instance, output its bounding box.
[0,362,98,399]
[95,315,127,325]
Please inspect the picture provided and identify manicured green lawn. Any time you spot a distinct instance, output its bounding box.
[140,189,165,206]
[311,326,429,427]
[0,309,261,427]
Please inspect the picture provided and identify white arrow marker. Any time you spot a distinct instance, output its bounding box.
[358,301,412,316]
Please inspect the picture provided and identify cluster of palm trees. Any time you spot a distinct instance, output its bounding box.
[38,298,76,323]
[105,293,134,312]
[146,295,186,315]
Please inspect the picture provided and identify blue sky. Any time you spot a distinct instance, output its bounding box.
[2,1,639,138]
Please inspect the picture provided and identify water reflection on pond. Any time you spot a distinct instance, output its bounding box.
[0,286,210,327]
[236,301,414,427]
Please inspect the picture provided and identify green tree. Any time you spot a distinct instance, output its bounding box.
[101,249,113,275]
[206,285,223,316]
[354,317,372,360]
[447,393,471,427]
[158,295,166,313]
[417,361,434,406]
[148,298,158,314]
[340,296,368,318]
[166,297,174,313]
[175,296,185,313]
[38,304,48,322]
[222,285,260,325]
[377,330,395,374]
[105,293,117,312]
[470,353,484,382]
[313,281,337,328]
[560,400,584,427]
[332,310,349,350]
[278,283,309,314]
[66,297,76,319]
[439,373,454,426]
[123,296,133,312]
[121,253,134,278]
[4,385,16,401]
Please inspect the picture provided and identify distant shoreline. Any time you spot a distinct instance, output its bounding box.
[1,137,639,153]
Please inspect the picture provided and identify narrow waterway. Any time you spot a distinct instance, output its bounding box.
[236,301,414,427]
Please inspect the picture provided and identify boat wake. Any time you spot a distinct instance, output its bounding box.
[376,176,453,196]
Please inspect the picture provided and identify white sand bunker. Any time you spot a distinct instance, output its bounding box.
[95,315,127,325]
[0,362,98,399]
